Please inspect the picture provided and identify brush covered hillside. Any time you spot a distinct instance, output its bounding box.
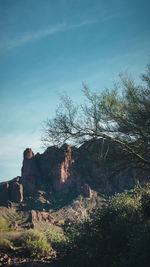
[0,138,150,266]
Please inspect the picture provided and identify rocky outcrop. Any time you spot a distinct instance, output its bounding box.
[80,184,92,198]
[21,144,76,196]
[0,177,23,205]
[29,210,55,224]
[0,182,9,205]
[9,177,23,202]
[0,138,150,206]
[75,138,150,194]
[22,148,40,196]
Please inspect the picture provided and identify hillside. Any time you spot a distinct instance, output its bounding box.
[0,138,150,266]
[0,138,149,208]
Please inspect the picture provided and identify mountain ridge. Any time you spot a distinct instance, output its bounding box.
[0,138,149,208]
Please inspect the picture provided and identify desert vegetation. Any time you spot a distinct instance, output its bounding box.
[55,184,150,266]
[0,184,150,266]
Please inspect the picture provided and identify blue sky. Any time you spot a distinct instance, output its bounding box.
[0,0,150,182]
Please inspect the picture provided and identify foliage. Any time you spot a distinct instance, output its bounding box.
[1,231,22,247]
[60,184,150,267]
[24,239,51,259]
[45,229,70,252]
[42,65,150,166]
[126,223,150,267]
[0,186,150,264]
[20,229,44,244]
[20,229,51,259]
[0,217,10,233]
[0,238,12,252]
[140,184,150,219]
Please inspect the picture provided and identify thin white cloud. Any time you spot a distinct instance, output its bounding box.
[7,24,66,49]
[101,13,120,22]
[1,12,122,52]
[2,20,97,51]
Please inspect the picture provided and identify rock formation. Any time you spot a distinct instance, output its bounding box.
[9,177,23,202]
[22,148,39,196]
[21,144,76,196]
[29,210,55,224]
[0,138,150,206]
[0,177,23,205]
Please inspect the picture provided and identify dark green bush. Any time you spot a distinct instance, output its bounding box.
[61,184,150,267]
[0,217,10,233]
[45,229,70,252]
[20,229,51,259]
[0,238,12,252]
[25,239,51,259]
[141,187,150,219]
[20,229,44,244]
[122,223,150,267]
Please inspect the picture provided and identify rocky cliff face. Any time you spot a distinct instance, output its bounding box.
[22,148,40,196]
[0,177,23,205]
[75,139,149,194]
[0,139,149,206]
[22,144,76,196]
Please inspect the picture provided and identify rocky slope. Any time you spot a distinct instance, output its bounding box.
[0,138,149,207]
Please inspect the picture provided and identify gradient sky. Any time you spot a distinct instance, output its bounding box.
[0,0,150,182]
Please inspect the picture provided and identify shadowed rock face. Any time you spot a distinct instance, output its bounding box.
[0,182,9,205]
[22,149,39,196]
[9,177,23,202]
[76,138,150,194]
[0,139,150,206]
[21,144,77,196]
[0,177,23,205]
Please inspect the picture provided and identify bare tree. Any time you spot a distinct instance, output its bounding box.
[42,65,150,166]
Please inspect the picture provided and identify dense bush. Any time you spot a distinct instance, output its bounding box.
[60,184,150,267]
[140,185,150,219]
[126,223,150,267]
[0,217,10,233]
[0,238,12,252]
[45,229,70,252]
[20,229,45,244]
[20,229,51,259]
[24,239,51,259]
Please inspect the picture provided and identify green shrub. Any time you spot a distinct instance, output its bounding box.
[141,188,150,219]
[62,186,147,267]
[45,230,70,252]
[123,223,150,267]
[4,231,22,246]
[0,238,12,252]
[0,217,9,233]
[25,239,51,259]
[20,229,51,259]
[20,229,45,244]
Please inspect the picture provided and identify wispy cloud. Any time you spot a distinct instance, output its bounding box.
[2,20,96,51]
[1,12,122,52]
[101,13,120,23]
[7,24,66,49]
